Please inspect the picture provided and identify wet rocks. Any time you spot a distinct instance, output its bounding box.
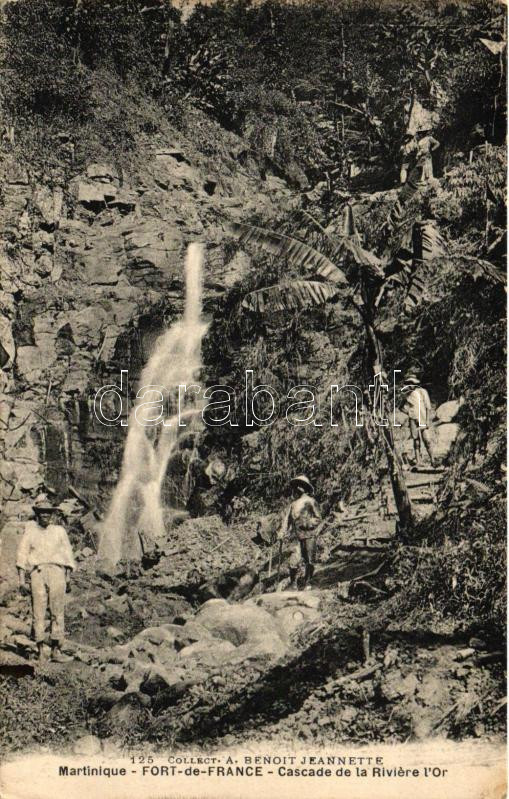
[0,104,292,533]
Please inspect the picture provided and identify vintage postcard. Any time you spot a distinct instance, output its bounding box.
[0,1,506,797]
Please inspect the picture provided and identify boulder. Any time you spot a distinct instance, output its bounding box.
[32,230,54,252]
[121,658,152,692]
[73,735,102,756]
[104,644,131,664]
[0,315,15,368]
[1,612,31,637]
[15,345,55,383]
[435,398,464,423]
[90,690,121,712]
[107,691,150,727]
[0,652,35,675]
[273,605,320,638]
[103,595,129,615]
[105,626,123,641]
[132,625,177,647]
[77,181,116,205]
[151,673,208,713]
[428,423,460,461]
[379,670,405,702]
[102,664,126,691]
[155,147,189,163]
[123,220,182,278]
[33,186,64,226]
[140,665,186,696]
[380,670,419,702]
[160,621,213,650]
[248,591,321,613]
[125,625,179,668]
[86,163,119,184]
[109,189,137,212]
[247,591,321,638]
[178,638,236,667]
[194,599,287,662]
[78,241,124,285]
[229,634,287,663]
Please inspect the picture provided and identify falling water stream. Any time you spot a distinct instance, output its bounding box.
[98,243,207,566]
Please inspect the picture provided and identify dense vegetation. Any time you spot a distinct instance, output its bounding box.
[1,0,505,174]
[0,0,505,640]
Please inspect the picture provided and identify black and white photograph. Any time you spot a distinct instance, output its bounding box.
[0,1,506,797]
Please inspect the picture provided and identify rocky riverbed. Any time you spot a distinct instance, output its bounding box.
[0,510,505,756]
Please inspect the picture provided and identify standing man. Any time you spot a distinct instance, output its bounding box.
[277,475,323,591]
[403,374,437,469]
[415,130,440,182]
[16,495,76,662]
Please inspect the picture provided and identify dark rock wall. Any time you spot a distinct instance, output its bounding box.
[0,115,293,538]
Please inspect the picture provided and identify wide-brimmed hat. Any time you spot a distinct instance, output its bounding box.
[290,475,314,495]
[404,374,421,385]
[33,494,57,513]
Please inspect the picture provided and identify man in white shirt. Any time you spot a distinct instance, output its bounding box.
[403,375,437,468]
[16,495,76,662]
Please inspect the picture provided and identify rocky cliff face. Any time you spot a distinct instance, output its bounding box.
[0,109,293,539]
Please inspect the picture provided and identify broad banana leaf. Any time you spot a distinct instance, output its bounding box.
[384,163,423,235]
[455,255,506,285]
[228,218,384,283]
[403,273,427,311]
[336,204,384,279]
[242,280,340,314]
[420,221,446,260]
[339,236,385,278]
[227,221,348,285]
[403,221,446,311]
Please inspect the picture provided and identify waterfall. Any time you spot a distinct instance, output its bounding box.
[98,243,207,566]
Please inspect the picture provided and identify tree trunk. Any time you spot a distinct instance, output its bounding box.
[363,306,413,534]
[381,424,413,532]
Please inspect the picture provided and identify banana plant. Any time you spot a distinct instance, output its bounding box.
[229,156,451,298]
[226,166,446,532]
[241,279,341,314]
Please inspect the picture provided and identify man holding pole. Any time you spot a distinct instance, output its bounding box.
[277,475,323,591]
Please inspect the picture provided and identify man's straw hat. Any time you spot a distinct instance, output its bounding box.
[290,475,314,495]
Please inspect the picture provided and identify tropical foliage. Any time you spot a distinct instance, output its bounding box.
[0,0,505,633]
